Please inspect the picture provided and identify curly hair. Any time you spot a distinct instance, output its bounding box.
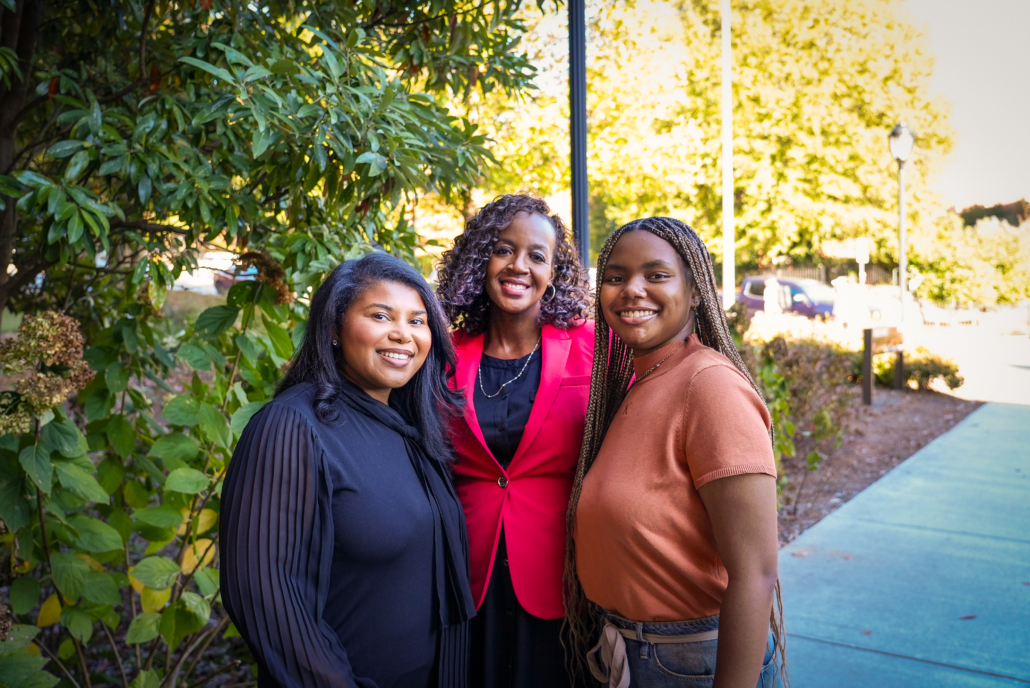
[436,194,591,335]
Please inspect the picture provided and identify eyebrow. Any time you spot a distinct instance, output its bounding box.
[495,239,551,252]
[605,259,674,271]
[365,303,427,316]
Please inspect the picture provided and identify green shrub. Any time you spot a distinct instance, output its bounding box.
[874,348,963,390]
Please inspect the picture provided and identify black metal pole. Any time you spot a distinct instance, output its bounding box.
[569,0,589,268]
[862,328,873,406]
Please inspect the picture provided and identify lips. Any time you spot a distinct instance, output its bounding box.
[499,278,531,297]
[377,349,414,367]
[615,308,658,324]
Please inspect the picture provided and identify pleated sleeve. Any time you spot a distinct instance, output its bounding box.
[220,402,374,688]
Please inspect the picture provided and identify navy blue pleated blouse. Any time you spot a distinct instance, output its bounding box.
[220,381,466,688]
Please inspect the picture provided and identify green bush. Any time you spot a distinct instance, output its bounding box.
[874,347,963,390]
[0,0,543,684]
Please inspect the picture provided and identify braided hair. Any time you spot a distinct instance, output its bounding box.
[562,217,788,686]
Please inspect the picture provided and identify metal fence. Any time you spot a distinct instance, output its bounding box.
[773,266,826,282]
[743,263,893,285]
[828,263,892,285]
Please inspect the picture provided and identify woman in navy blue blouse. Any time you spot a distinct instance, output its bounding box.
[220,253,476,688]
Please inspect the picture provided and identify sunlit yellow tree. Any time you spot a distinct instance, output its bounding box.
[478,0,953,268]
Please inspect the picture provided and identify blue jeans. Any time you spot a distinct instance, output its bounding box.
[604,611,780,688]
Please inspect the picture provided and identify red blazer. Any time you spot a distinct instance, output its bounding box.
[450,321,595,619]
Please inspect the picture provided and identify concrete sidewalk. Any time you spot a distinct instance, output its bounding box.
[778,402,1030,687]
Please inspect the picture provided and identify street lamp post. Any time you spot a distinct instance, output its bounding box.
[888,122,916,323]
[569,0,589,268]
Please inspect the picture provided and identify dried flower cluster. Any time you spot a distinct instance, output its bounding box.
[0,312,95,435]
[238,251,293,305]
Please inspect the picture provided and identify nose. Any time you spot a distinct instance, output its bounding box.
[389,321,414,343]
[623,275,647,299]
[509,251,529,274]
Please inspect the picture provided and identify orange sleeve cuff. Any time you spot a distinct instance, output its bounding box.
[693,464,778,490]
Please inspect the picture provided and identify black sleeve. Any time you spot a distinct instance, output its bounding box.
[220,403,376,688]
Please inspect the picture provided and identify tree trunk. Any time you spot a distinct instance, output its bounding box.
[0,0,43,325]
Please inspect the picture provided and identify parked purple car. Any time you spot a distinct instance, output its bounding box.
[737,276,835,319]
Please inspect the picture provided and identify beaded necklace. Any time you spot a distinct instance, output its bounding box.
[478,337,542,399]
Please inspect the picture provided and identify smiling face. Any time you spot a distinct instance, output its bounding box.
[599,230,701,357]
[483,212,557,319]
[338,280,432,404]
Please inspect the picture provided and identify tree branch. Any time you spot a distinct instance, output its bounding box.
[97,0,156,105]
[110,219,189,236]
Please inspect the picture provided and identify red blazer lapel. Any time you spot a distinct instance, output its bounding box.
[510,324,571,468]
[454,332,495,463]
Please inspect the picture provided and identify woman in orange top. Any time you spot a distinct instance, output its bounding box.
[565,217,786,688]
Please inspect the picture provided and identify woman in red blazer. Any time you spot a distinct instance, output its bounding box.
[437,194,593,688]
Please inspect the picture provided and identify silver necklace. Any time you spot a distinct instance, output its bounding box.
[478,337,541,399]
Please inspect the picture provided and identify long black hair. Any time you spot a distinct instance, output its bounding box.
[277,252,464,460]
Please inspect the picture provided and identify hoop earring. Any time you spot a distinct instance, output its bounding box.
[544,284,557,302]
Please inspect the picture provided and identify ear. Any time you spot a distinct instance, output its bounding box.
[690,287,702,310]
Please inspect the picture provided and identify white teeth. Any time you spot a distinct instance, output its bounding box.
[622,310,656,318]
[381,352,412,360]
[503,282,528,290]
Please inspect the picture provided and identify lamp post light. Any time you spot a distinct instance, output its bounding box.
[888,122,916,323]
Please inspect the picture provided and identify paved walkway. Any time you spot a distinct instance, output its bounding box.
[779,402,1030,687]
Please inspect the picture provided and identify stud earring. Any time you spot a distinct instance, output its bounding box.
[332,340,339,347]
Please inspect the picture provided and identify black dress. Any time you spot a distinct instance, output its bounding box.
[470,352,571,688]
[220,380,475,688]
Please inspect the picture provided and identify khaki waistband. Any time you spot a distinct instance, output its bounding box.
[587,622,718,688]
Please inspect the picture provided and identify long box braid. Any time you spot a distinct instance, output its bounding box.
[562,217,788,686]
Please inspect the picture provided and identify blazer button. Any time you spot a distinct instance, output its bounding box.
[497,476,509,488]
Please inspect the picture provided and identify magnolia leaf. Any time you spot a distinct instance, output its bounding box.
[46,140,84,159]
[165,467,209,494]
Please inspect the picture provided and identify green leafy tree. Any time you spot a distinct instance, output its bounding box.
[912,215,1030,306]
[479,0,952,267]
[0,0,545,685]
